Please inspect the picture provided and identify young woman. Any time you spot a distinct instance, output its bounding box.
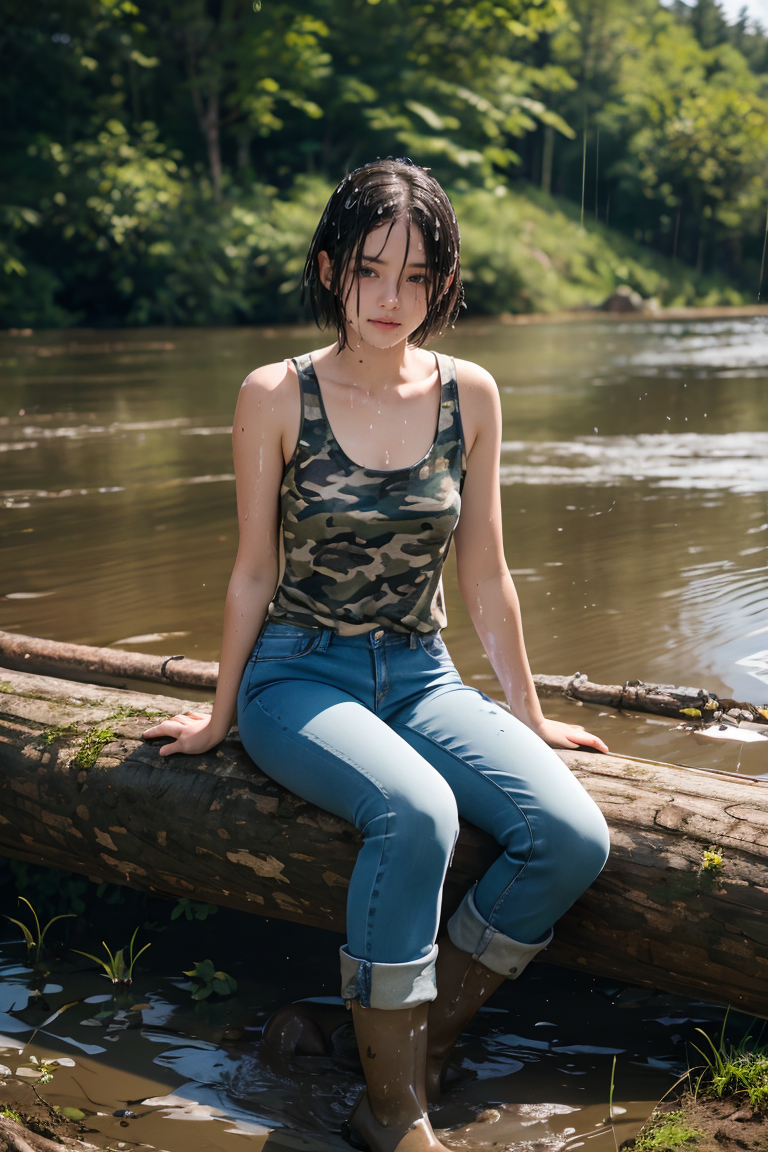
[144,158,610,1152]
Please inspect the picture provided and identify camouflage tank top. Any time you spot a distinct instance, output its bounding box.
[268,351,466,635]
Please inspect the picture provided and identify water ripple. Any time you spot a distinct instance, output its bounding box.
[500,432,768,493]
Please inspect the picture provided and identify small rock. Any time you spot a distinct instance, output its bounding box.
[602,285,645,313]
[726,1106,755,1122]
[476,1109,500,1124]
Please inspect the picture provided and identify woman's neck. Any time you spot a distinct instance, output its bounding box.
[320,337,430,393]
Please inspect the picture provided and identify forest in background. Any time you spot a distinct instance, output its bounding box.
[2,0,768,328]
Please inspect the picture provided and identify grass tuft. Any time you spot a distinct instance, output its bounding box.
[632,1110,704,1151]
[692,1013,768,1112]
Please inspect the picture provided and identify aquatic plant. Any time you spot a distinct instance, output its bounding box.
[182,959,237,1001]
[72,926,150,986]
[5,896,76,968]
[13,1055,75,1086]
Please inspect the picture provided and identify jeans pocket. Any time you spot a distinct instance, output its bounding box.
[418,633,449,664]
[252,624,321,663]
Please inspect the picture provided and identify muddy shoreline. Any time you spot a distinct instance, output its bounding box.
[624,1093,768,1152]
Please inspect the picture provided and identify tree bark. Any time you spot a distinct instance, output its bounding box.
[1,666,767,1018]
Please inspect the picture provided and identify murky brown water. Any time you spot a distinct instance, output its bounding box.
[0,912,730,1152]
[1,317,766,1150]
[2,318,767,772]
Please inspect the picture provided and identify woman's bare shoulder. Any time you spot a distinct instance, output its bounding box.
[241,358,296,394]
[451,356,498,393]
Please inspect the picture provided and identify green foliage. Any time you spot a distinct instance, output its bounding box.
[73,926,150,985]
[73,726,118,768]
[41,724,79,746]
[692,1016,768,1111]
[4,898,76,969]
[15,1055,76,1087]
[1,0,763,325]
[0,1109,23,1123]
[0,861,90,921]
[632,1110,705,1151]
[182,959,237,1001]
[456,184,744,313]
[171,898,219,922]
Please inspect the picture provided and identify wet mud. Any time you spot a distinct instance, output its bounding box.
[0,907,739,1152]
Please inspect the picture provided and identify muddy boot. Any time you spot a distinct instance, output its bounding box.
[425,936,506,1102]
[342,1002,451,1152]
[262,999,353,1060]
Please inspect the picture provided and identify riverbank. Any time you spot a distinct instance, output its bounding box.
[497,303,768,325]
[626,1095,768,1152]
[5,179,751,330]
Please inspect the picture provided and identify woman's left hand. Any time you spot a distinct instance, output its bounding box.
[533,718,609,754]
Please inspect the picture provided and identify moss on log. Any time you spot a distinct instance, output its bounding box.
[1,666,767,1018]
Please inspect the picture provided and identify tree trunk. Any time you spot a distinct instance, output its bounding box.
[1,666,767,1018]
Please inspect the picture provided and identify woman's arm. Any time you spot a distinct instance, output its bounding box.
[453,359,608,753]
[143,361,295,756]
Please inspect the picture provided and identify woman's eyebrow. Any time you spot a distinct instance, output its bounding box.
[361,254,428,268]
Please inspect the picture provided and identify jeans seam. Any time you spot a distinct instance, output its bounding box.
[250,692,393,959]
[389,717,536,929]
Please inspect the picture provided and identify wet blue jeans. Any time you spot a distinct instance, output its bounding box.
[237,622,610,1010]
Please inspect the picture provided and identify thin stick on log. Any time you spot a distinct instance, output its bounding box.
[0,630,765,724]
[1,666,767,1018]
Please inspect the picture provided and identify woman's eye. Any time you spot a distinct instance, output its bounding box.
[409,274,427,284]
[357,267,376,278]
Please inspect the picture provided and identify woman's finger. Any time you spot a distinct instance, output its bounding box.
[572,732,609,754]
[143,721,182,739]
[143,713,205,739]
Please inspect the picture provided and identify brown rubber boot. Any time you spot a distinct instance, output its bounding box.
[342,1002,451,1152]
[425,936,506,1101]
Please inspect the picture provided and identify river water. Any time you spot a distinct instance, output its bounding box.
[2,317,768,770]
[1,316,767,1150]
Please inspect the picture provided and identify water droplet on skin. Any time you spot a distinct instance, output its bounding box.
[377,206,383,214]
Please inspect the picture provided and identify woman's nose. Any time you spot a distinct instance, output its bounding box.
[379,279,400,308]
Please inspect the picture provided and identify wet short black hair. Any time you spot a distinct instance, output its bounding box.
[301,158,463,350]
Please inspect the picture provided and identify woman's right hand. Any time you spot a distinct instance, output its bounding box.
[142,712,223,757]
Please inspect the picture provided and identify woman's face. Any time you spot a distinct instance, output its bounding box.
[321,216,431,349]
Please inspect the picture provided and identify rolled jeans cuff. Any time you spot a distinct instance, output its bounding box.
[447,885,553,978]
[339,944,439,1010]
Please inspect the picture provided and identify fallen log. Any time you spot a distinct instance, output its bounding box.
[2,630,765,724]
[1,666,767,1018]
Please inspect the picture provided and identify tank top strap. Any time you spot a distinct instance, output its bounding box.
[291,353,330,458]
[433,352,466,474]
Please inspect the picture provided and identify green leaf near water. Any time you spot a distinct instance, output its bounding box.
[62,1107,86,1120]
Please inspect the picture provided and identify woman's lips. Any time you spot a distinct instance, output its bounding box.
[369,319,401,329]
